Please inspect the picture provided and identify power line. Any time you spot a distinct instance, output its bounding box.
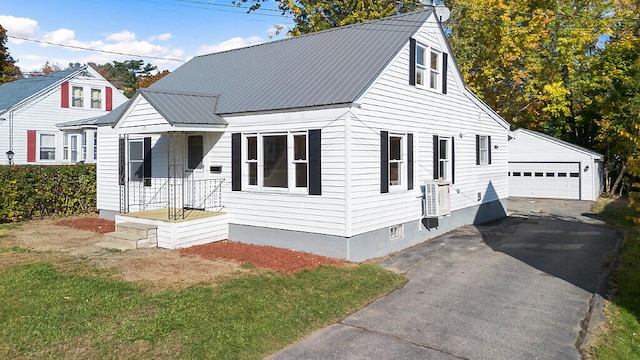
[7,35,186,62]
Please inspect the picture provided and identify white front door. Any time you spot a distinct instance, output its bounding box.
[184,135,205,209]
[69,134,80,163]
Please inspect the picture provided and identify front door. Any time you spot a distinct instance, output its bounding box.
[184,135,205,209]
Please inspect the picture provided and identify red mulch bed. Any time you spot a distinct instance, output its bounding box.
[54,217,116,234]
[54,217,344,274]
[179,241,344,274]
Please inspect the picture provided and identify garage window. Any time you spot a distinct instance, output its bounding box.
[546,172,555,177]
[558,173,567,177]
[524,172,532,177]
[535,172,543,177]
[513,172,521,176]
[570,172,580,178]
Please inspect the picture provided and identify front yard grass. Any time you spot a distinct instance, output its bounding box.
[592,197,640,359]
[0,238,406,359]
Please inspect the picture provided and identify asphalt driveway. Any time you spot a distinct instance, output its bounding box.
[268,198,620,360]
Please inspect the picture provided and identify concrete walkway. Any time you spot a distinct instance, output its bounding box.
[268,198,620,360]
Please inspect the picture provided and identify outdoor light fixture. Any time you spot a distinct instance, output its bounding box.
[6,150,14,165]
[584,165,589,172]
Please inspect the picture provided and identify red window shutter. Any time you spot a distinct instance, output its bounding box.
[106,87,113,111]
[27,130,36,162]
[61,82,69,108]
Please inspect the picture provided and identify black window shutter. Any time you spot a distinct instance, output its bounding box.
[451,137,455,184]
[409,38,416,86]
[118,137,125,185]
[433,135,439,180]
[381,131,389,193]
[407,133,414,190]
[442,53,448,94]
[308,129,322,195]
[475,135,480,165]
[143,137,152,187]
[231,133,242,191]
[488,136,492,165]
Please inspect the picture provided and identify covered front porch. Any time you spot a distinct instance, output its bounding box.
[110,88,229,249]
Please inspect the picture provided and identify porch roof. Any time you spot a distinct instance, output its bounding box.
[138,89,227,126]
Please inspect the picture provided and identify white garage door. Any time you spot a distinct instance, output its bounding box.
[509,162,581,200]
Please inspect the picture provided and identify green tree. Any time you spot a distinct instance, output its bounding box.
[234,0,421,35]
[445,0,614,147]
[0,24,22,84]
[89,60,157,98]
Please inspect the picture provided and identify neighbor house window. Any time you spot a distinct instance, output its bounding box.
[39,133,56,160]
[389,135,404,186]
[94,132,98,160]
[429,50,440,90]
[69,134,80,163]
[129,140,144,181]
[91,88,102,109]
[72,86,84,107]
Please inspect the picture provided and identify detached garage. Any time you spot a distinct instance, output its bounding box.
[508,129,603,201]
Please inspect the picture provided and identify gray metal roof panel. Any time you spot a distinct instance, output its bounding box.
[150,10,432,114]
[93,102,129,126]
[0,68,80,112]
[139,89,227,126]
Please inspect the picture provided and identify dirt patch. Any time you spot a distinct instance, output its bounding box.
[2,215,347,289]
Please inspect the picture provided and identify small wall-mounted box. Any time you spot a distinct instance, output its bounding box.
[210,165,222,174]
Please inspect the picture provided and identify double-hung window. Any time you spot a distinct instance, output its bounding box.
[389,135,404,187]
[72,86,84,107]
[411,38,447,93]
[433,135,452,182]
[416,45,427,86]
[91,88,102,109]
[244,132,309,191]
[39,133,56,160]
[429,50,440,90]
[476,135,492,165]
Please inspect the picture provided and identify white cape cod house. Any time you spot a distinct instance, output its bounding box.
[96,10,511,261]
[0,66,128,165]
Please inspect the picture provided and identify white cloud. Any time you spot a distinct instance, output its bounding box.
[106,30,136,42]
[149,33,172,41]
[42,28,75,44]
[197,36,263,55]
[0,15,40,43]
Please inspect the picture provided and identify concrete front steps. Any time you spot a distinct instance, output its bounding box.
[98,222,158,250]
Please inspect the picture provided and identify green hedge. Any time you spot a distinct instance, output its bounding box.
[0,164,97,223]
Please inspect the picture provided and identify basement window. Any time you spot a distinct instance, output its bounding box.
[390,224,403,241]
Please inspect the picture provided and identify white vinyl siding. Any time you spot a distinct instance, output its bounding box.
[0,67,127,165]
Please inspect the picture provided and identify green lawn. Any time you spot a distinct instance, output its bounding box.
[0,236,406,359]
[592,197,640,359]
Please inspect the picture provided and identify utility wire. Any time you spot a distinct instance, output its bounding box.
[7,35,186,62]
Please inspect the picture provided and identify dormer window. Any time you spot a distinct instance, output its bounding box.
[410,38,448,94]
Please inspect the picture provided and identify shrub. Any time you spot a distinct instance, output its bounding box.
[0,164,96,223]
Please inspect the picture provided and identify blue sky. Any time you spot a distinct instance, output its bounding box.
[0,0,293,73]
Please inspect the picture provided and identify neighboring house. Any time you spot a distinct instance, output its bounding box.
[0,66,128,165]
[96,9,511,261]
[508,128,603,201]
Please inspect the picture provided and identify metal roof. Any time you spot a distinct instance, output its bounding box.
[150,10,433,115]
[0,67,81,113]
[139,89,227,126]
[511,128,603,159]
